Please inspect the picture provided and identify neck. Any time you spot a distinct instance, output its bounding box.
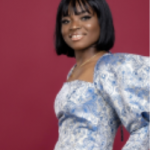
[74,48,108,66]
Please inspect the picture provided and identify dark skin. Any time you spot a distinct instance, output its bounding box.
[61,3,109,82]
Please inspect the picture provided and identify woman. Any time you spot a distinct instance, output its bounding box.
[54,0,150,149]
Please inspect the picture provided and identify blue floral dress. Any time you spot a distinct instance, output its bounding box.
[54,52,150,150]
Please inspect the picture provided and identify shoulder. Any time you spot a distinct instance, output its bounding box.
[94,52,150,84]
[94,52,150,95]
[66,64,76,80]
[95,52,150,72]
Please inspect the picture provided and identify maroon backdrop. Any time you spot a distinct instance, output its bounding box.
[0,0,149,150]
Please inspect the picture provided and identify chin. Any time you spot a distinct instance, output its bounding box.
[71,45,90,51]
[73,47,85,51]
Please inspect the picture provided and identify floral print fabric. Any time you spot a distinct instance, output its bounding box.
[54,53,150,150]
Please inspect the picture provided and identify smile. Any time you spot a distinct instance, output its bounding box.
[71,35,84,41]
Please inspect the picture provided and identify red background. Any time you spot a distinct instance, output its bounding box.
[0,0,149,150]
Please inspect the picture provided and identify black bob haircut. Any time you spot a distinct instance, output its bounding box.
[54,0,115,57]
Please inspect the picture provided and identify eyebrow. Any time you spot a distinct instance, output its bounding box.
[75,10,89,15]
[63,10,90,17]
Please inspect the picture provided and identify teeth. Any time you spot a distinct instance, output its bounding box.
[71,35,82,39]
[72,35,76,38]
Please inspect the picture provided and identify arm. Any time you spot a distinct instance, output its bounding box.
[95,53,150,149]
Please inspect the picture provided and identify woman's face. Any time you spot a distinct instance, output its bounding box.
[61,4,100,51]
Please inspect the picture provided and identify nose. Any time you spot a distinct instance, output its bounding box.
[70,20,81,30]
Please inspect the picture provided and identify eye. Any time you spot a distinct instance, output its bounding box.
[61,19,70,24]
[81,15,91,21]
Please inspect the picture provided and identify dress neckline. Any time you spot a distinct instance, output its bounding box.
[64,52,112,85]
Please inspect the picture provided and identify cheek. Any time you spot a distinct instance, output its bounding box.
[61,27,70,42]
[61,27,66,38]
[86,24,92,28]
[86,22,100,38]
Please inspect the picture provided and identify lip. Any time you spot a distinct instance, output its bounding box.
[69,33,85,41]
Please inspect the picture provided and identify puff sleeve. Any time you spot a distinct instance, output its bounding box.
[94,53,150,150]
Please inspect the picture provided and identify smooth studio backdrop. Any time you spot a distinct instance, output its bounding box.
[0,0,149,150]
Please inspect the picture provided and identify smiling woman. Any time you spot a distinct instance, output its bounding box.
[55,0,115,57]
[61,5,101,52]
[53,0,150,150]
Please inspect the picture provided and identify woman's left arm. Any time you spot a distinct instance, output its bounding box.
[96,53,150,150]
